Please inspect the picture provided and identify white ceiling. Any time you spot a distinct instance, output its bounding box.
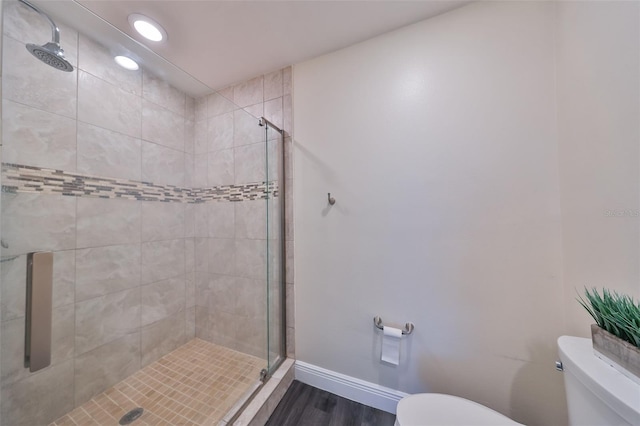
[70,0,470,94]
[30,1,471,96]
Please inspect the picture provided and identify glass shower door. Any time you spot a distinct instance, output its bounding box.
[264,118,285,375]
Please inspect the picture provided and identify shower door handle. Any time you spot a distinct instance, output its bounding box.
[25,251,53,372]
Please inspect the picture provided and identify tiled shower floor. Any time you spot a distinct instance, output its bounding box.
[50,339,264,426]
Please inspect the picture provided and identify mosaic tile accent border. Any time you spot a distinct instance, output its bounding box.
[1,163,278,203]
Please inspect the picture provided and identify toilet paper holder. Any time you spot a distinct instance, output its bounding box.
[373,316,414,335]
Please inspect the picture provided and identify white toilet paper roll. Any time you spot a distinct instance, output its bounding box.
[381,326,402,365]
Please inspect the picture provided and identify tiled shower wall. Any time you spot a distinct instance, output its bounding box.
[0,1,293,425]
[191,71,294,360]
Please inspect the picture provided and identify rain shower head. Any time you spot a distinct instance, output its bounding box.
[26,42,73,72]
[19,0,74,72]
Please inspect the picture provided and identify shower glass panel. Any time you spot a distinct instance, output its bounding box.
[0,1,287,424]
[264,119,285,375]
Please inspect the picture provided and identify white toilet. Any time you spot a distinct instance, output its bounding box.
[395,393,522,426]
[395,336,640,425]
[558,335,640,425]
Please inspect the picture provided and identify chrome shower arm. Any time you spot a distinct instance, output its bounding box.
[18,0,61,44]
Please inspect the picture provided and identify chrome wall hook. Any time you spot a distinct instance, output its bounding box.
[328,193,336,205]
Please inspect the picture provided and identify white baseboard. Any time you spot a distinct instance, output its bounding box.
[294,360,408,414]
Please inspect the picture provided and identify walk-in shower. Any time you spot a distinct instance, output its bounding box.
[0,0,289,424]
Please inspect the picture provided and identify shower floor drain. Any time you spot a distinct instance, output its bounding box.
[119,407,144,425]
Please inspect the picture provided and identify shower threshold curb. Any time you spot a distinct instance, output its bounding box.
[226,358,295,426]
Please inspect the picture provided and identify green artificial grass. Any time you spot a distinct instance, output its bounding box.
[578,288,640,349]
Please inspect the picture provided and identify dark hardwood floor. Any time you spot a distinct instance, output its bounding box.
[266,380,397,426]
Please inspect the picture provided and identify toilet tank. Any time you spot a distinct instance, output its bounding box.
[558,336,640,426]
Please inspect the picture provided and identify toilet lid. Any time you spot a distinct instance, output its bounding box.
[396,394,523,426]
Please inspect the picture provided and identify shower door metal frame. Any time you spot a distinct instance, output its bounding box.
[259,116,287,377]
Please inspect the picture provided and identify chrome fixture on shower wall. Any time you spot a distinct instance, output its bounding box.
[17,0,74,72]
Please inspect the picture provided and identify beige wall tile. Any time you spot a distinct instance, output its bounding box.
[185,239,195,272]
[195,96,207,121]
[193,155,208,187]
[184,153,194,187]
[75,244,141,302]
[209,201,235,239]
[186,272,195,308]
[283,137,293,179]
[208,148,234,186]
[1,359,74,426]
[140,311,186,366]
[76,197,140,248]
[285,283,295,329]
[235,200,266,240]
[74,333,140,406]
[3,100,76,170]
[285,240,294,284]
[208,112,234,152]
[285,178,294,241]
[185,118,195,154]
[52,250,76,308]
[194,271,210,308]
[194,119,208,154]
[263,97,283,130]
[194,238,209,272]
[142,99,185,151]
[234,143,265,184]
[185,204,196,238]
[282,67,292,96]
[233,76,263,108]
[141,276,185,326]
[195,305,211,341]
[209,238,235,275]
[1,304,74,386]
[286,327,295,358]
[235,239,266,280]
[207,274,236,314]
[143,70,186,116]
[141,239,185,284]
[235,277,266,319]
[235,316,266,358]
[78,70,141,138]
[0,254,27,321]
[264,70,283,101]
[207,92,235,118]
[283,94,292,135]
[208,310,236,349]
[51,304,75,366]
[141,201,185,242]
[77,122,142,181]
[1,192,76,255]
[194,203,209,237]
[141,141,185,187]
[185,306,196,340]
[233,109,263,147]
[75,287,140,356]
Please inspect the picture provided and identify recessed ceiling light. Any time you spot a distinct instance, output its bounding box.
[128,13,167,42]
[114,55,139,71]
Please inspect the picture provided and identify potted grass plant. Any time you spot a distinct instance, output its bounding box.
[578,288,640,383]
